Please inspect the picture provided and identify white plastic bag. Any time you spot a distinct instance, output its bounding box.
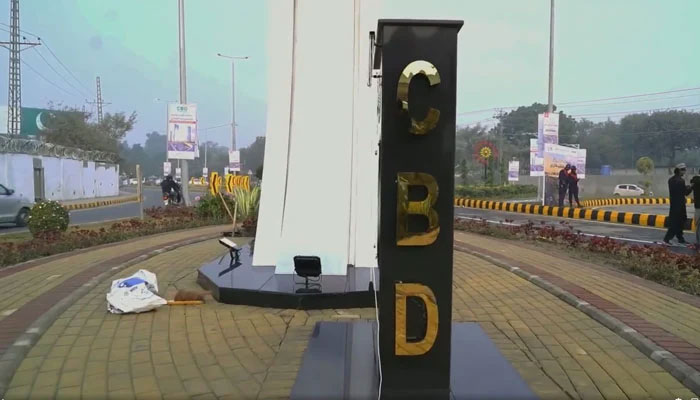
[107,269,167,314]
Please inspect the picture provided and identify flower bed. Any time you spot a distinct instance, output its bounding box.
[455,218,700,296]
[0,207,225,268]
[455,184,537,200]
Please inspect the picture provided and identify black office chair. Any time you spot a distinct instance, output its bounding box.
[293,256,322,291]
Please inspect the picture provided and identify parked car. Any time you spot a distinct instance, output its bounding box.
[613,184,649,197]
[129,178,138,185]
[0,184,33,226]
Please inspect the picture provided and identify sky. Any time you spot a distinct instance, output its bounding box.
[1,0,700,147]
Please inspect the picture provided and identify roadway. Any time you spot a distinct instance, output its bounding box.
[0,187,198,235]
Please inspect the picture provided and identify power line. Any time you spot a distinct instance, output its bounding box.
[458,86,700,116]
[31,47,90,97]
[21,59,80,97]
[0,21,39,38]
[570,103,700,118]
[42,41,92,93]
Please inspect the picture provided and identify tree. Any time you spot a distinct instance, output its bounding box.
[458,159,468,186]
[41,105,137,154]
[255,164,263,180]
[635,156,654,175]
[240,136,266,174]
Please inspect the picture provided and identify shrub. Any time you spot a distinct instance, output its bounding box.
[233,186,261,221]
[195,194,236,220]
[455,184,537,199]
[28,200,69,238]
[1,207,224,268]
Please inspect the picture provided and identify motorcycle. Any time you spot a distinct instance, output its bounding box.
[163,189,179,206]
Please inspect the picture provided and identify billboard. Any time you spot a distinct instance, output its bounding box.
[543,143,586,205]
[167,103,198,160]
[0,106,85,136]
[529,138,543,177]
[508,161,519,182]
[228,150,241,171]
[537,112,559,158]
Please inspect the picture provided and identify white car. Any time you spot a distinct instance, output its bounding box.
[613,184,647,197]
[0,184,33,226]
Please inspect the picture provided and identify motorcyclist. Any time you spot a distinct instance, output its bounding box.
[160,175,182,204]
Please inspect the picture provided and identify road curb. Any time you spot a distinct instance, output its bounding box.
[0,232,221,398]
[60,195,139,211]
[454,244,700,395]
[454,197,695,231]
[580,196,692,208]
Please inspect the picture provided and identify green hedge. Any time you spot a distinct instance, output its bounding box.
[455,184,537,200]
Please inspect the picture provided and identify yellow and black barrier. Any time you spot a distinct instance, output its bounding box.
[580,197,692,208]
[208,172,223,196]
[61,195,139,211]
[225,174,250,193]
[454,197,695,231]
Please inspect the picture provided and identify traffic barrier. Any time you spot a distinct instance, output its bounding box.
[454,197,695,231]
[60,195,139,211]
[225,174,250,193]
[208,172,222,196]
[580,197,692,208]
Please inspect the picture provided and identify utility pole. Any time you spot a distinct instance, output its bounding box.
[539,0,555,204]
[178,0,191,206]
[1,0,40,135]
[216,53,249,173]
[547,0,555,114]
[86,76,110,123]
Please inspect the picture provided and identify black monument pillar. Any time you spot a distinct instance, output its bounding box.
[376,19,463,399]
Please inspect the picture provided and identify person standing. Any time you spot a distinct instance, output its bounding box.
[663,163,692,245]
[568,165,582,208]
[690,174,700,250]
[558,164,571,207]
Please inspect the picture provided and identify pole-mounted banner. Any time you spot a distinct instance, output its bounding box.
[376,19,463,400]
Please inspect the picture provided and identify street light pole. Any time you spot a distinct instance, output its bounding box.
[178,0,191,205]
[547,0,555,113]
[216,53,249,174]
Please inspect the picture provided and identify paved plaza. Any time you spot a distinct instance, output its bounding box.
[0,227,697,399]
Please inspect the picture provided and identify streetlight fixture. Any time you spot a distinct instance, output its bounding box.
[216,53,249,155]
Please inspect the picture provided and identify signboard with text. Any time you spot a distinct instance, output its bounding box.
[163,162,172,176]
[228,150,241,172]
[508,161,519,182]
[537,112,559,158]
[529,138,543,177]
[377,19,462,399]
[167,103,198,160]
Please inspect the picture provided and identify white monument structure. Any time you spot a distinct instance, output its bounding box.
[254,0,380,275]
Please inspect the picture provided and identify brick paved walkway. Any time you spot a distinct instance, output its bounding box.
[456,231,700,373]
[1,230,698,399]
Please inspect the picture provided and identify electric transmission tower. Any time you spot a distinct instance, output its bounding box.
[86,76,110,123]
[0,0,40,135]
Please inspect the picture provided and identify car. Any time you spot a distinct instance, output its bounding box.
[129,178,138,185]
[0,184,33,226]
[613,184,648,197]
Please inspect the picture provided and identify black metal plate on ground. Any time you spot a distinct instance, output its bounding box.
[290,321,537,400]
[196,245,378,310]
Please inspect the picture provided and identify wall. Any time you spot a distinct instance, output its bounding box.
[0,152,119,201]
[518,173,681,198]
[254,0,380,275]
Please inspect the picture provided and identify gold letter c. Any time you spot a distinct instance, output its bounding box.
[396,60,441,135]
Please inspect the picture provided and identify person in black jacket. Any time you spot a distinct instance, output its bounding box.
[568,166,582,208]
[663,164,692,244]
[558,164,571,207]
[160,175,182,204]
[690,174,700,249]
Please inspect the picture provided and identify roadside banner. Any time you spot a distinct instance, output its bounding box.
[529,138,543,177]
[202,167,208,178]
[537,112,559,158]
[167,103,198,160]
[175,167,182,180]
[229,150,241,172]
[508,161,519,182]
[163,162,172,176]
[576,149,587,179]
